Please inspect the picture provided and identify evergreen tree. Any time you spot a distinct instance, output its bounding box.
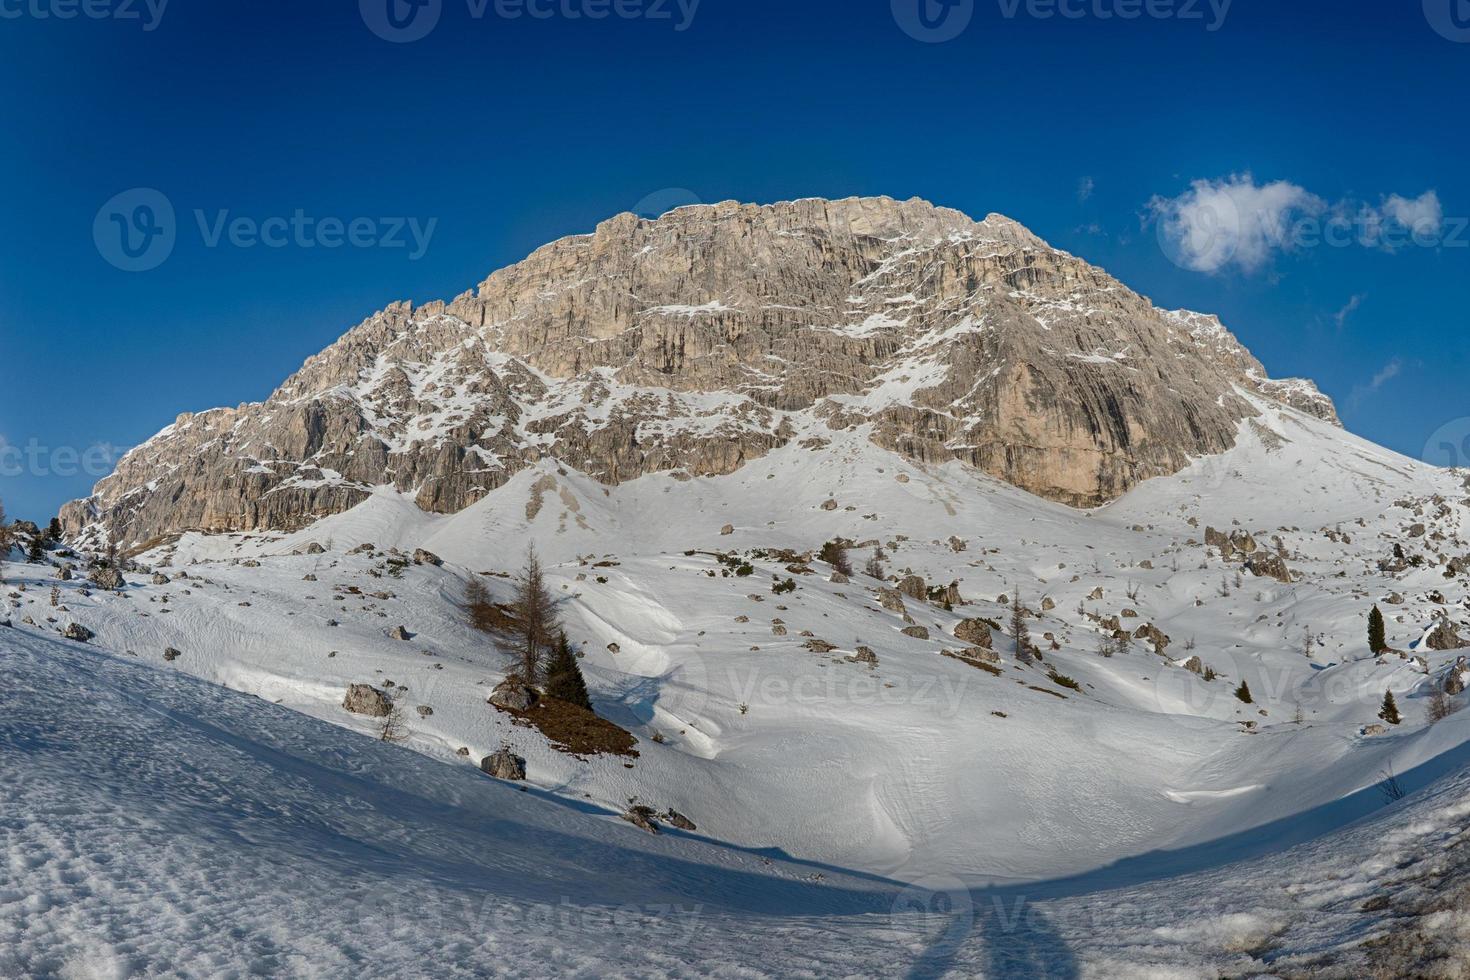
[544,632,593,711]
[1368,605,1387,653]
[1234,680,1253,704]
[1379,689,1401,726]
[818,540,853,577]
[511,547,556,685]
[26,537,43,563]
[0,499,10,557]
[1009,591,1034,664]
[46,518,62,543]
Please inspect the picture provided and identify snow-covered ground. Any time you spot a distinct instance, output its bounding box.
[2,606,1467,978]
[5,393,1470,975]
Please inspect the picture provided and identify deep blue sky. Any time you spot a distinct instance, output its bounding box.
[2,0,1467,521]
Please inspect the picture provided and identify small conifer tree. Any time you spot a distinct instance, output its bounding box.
[1379,689,1401,726]
[544,632,593,711]
[1368,605,1387,654]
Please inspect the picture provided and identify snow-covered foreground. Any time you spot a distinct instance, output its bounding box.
[7,393,1470,973]
[2,625,1467,978]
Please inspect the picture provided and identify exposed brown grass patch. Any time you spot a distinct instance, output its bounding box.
[496,696,639,759]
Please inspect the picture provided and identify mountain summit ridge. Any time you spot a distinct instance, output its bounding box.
[63,196,1337,547]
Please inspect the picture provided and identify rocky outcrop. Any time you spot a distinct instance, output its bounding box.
[954,619,994,649]
[489,678,538,712]
[1426,619,1464,651]
[481,749,526,782]
[62,197,1338,548]
[343,684,393,718]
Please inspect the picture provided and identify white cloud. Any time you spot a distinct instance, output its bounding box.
[1381,191,1443,233]
[1078,177,1095,203]
[1368,357,1402,391]
[1148,177,1445,273]
[1332,293,1365,330]
[1349,356,1405,409]
[1147,174,1325,274]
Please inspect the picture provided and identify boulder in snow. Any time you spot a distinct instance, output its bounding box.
[489,677,538,712]
[480,749,526,781]
[62,623,94,642]
[343,684,393,718]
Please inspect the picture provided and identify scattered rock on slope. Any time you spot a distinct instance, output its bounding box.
[481,749,526,782]
[343,684,393,718]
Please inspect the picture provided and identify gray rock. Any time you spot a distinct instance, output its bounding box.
[1245,553,1293,583]
[898,575,928,600]
[416,705,434,718]
[343,684,393,718]
[901,625,930,640]
[62,623,94,642]
[664,809,697,831]
[151,572,170,585]
[954,619,994,648]
[412,549,442,566]
[1426,619,1464,651]
[305,542,326,554]
[89,567,125,590]
[489,677,538,712]
[387,625,412,641]
[876,588,907,614]
[851,645,879,666]
[163,647,182,662]
[481,749,526,781]
[621,805,659,834]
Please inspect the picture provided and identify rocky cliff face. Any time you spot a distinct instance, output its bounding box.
[62,196,1338,549]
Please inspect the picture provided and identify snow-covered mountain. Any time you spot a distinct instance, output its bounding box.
[61,197,1336,549]
[12,196,1470,975]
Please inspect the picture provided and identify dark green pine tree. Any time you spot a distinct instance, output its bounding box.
[544,632,593,712]
[26,537,44,563]
[1368,605,1387,653]
[1234,680,1253,704]
[1379,689,1401,726]
[46,518,62,543]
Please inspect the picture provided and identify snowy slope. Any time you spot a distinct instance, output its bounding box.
[2,617,1467,978]
[10,394,1470,899]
